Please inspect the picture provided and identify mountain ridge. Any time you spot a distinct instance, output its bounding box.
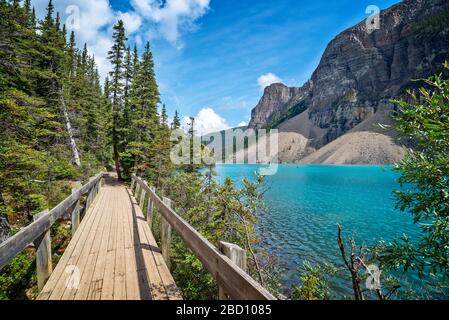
[248,0,449,164]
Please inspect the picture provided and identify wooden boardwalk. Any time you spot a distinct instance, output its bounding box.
[1,171,274,300]
[37,174,182,300]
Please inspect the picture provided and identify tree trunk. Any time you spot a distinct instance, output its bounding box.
[61,96,81,167]
[113,130,122,180]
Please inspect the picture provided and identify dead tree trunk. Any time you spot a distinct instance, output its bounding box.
[61,96,81,167]
[337,224,364,300]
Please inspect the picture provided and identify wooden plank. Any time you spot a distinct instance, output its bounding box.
[58,183,107,300]
[38,174,180,301]
[133,199,168,300]
[37,182,107,300]
[45,182,106,300]
[101,182,119,300]
[33,210,52,292]
[133,175,275,300]
[113,184,127,300]
[74,187,112,300]
[86,182,115,300]
[129,190,181,300]
[138,218,182,300]
[122,187,146,300]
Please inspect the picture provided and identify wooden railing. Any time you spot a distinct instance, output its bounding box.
[131,174,276,300]
[0,172,104,291]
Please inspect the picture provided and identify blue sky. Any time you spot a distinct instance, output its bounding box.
[34,0,400,134]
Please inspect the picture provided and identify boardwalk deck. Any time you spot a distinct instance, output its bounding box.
[37,174,182,300]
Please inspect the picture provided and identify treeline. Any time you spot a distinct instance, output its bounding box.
[105,20,180,183]
[0,0,275,300]
[0,0,110,225]
[0,0,183,225]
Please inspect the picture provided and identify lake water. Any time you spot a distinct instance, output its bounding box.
[213,164,432,299]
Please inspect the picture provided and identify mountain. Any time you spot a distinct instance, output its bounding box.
[248,0,449,164]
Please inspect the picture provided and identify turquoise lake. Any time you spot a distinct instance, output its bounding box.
[213,164,432,299]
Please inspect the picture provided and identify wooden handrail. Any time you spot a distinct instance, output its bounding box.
[132,174,276,300]
[0,172,104,271]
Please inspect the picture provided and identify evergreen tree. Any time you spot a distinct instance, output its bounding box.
[31,7,36,29]
[172,110,181,129]
[161,104,168,125]
[107,20,127,179]
[132,42,160,176]
[68,31,76,77]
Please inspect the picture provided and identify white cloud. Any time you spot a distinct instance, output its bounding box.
[182,108,230,136]
[237,121,247,127]
[118,11,143,34]
[219,96,249,110]
[130,0,210,45]
[33,0,211,81]
[257,73,282,91]
[33,0,115,80]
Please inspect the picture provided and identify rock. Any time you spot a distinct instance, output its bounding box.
[0,216,11,243]
[248,82,310,129]
[248,0,449,163]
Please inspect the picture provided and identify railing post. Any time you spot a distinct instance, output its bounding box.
[130,176,136,193]
[147,186,155,230]
[33,210,52,292]
[140,182,147,208]
[161,197,172,269]
[70,182,82,234]
[218,241,247,300]
[86,178,94,209]
[95,179,99,197]
[135,181,141,198]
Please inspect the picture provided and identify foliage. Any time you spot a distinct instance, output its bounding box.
[0,0,109,300]
[373,63,449,292]
[414,11,449,33]
[0,0,280,302]
[293,261,336,300]
[0,251,36,300]
[155,168,280,299]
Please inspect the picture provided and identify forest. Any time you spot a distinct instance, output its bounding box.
[0,0,275,300]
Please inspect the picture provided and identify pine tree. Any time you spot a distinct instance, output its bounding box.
[161,104,168,125]
[24,0,31,15]
[107,20,127,179]
[124,47,132,100]
[55,12,61,31]
[68,31,76,77]
[31,7,36,29]
[172,110,181,129]
[43,0,54,28]
[129,41,160,178]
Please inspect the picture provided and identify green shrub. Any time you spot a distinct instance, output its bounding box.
[0,251,36,300]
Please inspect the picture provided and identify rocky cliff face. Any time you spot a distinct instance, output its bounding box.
[249,0,449,161]
[249,83,309,129]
